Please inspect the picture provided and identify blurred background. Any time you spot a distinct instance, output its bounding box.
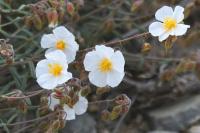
[1,0,200,133]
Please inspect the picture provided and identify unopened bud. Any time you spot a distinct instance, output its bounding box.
[110,105,122,120]
[24,16,33,27]
[141,42,152,53]
[32,14,43,30]
[52,120,61,130]
[101,110,110,121]
[0,40,14,64]
[47,9,58,28]
[103,19,114,33]
[67,2,75,16]
[114,94,131,105]
[131,0,144,12]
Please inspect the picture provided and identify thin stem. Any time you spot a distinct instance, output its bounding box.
[0,90,44,100]
[89,99,114,105]
[0,111,59,127]
[79,32,150,53]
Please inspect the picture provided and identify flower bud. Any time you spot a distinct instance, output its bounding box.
[131,0,144,12]
[24,16,33,28]
[114,94,131,105]
[67,2,75,16]
[110,105,122,120]
[47,9,58,28]
[103,19,114,33]
[101,110,110,121]
[32,14,43,30]
[141,42,152,53]
[0,40,14,64]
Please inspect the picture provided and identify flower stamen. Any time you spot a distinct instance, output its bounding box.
[48,63,63,76]
[56,40,66,50]
[99,58,113,72]
[163,17,177,31]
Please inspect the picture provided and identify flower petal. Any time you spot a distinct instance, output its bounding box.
[173,6,184,23]
[45,50,67,64]
[35,59,49,78]
[64,105,76,120]
[95,45,114,58]
[149,22,165,36]
[174,24,190,36]
[74,96,88,115]
[37,74,58,89]
[63,49,77,63]
[66,38,79,52]
[155,6,173,22]
[158,32,170,42]
[57,71,72,84]
[53,26,75,40]
[107,70,124,87]
[48,94,60,111]
[83,51,101,71]
[111,51,125,73]
[88,70,107,87]
[41,34,56,48]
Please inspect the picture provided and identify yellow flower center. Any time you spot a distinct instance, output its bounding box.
[163,17,177,31]
[48,63,63,76]
[56,40,66,50]
[99,58,113,73]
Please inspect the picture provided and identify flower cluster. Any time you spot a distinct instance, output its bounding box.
[35,5,190,122]
[35,26,126,121]
[48,88,88,120]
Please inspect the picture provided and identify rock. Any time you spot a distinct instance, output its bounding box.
[188,125,200,133]
[61,113,96,133]
[147,94,200,131]
[148,131,177,133]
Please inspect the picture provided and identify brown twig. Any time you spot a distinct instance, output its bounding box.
[0,111,60,127]
[79,32,150,53]
[0,90,45,100]
[89,99,114,105]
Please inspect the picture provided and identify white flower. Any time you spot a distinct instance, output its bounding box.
[83,45,125,88]
[36,50,72,89]
[149,6,190,42]
[48,93,88,121]
[41,26,79,63]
